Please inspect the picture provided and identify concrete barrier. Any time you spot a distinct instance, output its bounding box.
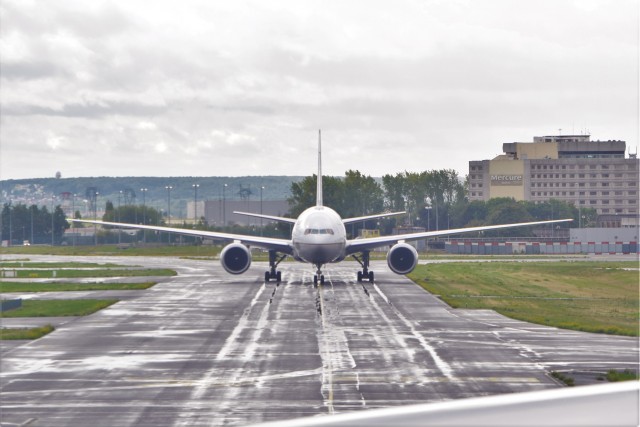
[0,299,22,312]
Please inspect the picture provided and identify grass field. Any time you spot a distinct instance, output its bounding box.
[0,299,119,317]
[3,268,176,279]
[0,324,55,340]
[0,245,223,257]
[407,261,639,336]
[0,282,156,292]
[0,262,126,268]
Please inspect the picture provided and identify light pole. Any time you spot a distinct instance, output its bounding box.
[50,195,55,246]
[118,190,123,244]
[222,183,228,227]
[30,204,34,245]
[165,186,173,225]
[260,186,265,236]
[72,193,77,247]
[8,200,12,245]
[140,188,148,244]
[192,184,200,227]
[424,206,430,232]
[94,192,99,245]
[165,186,172,244]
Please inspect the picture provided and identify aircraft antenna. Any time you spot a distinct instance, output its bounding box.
[317,129,323,207]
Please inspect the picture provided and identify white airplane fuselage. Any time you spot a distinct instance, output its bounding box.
[291,206,347,266]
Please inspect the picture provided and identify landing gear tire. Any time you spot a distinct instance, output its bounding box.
[313,275,318,287]
[357,271,363,282]
[265,270,282,283]
[368,271,374,282]
[320,275,325,285]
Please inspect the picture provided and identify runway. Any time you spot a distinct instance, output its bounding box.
[1,256,638,426]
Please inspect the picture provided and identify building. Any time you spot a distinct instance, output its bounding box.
[469,135,639,226]
[187,199,290,227]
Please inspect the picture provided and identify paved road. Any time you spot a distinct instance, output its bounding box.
[1,256,637,426]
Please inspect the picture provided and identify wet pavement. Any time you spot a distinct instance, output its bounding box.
[0,255,637,426]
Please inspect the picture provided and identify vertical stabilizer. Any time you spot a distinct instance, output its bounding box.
[317,130,323,207]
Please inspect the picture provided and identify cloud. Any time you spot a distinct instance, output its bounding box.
[0,0,637,179]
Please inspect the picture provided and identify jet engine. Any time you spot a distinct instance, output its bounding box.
[220,243,252,274]
[386,242,418,275]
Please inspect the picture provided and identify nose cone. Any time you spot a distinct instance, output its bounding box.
[294,241,346,264]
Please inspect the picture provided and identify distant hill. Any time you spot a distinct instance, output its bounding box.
[0,176,304,217]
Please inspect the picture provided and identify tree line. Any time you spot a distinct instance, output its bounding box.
[2,168,595,245]
[1,203,68,245]
[289,169,593,237]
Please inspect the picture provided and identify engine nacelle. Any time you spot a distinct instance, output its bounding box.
[220,243,252,275]
[386,242,418,275]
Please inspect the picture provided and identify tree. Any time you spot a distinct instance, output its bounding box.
[1,203,68,245]
[53,205,69,244]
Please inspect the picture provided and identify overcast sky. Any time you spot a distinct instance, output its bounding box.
[1,0,638,180]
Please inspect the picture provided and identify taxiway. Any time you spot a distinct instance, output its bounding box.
[1,256,638,426]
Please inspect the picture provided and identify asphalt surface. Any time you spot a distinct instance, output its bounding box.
[1,255,638,427]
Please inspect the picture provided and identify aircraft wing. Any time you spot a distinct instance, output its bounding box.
[70,219,294,254]
[345,218,573,255]
[342,211,406,225]
[232,211,297,225]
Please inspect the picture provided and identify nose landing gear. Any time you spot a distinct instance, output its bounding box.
[313,264,325,286]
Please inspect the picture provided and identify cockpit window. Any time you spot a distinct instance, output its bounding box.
[304,228,334,235]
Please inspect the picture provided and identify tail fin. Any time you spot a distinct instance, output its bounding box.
[316,129,323,207]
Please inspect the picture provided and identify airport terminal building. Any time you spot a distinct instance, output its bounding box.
[469,135,639,227]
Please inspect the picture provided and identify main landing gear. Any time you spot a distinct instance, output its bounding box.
[265,250,286,283]
[352,251,374,283]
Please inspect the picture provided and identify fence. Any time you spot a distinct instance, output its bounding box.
[445,241,639,255]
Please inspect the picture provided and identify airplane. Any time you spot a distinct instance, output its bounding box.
[71,132,572,286]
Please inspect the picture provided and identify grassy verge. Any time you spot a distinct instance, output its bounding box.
[551,371,575,386]
[0,245,222,257]
[0,282,156,292]
[407,261,639,336]
[0,324,55,340]
[0,262,127,268]
[605,369,639,382]
[0,299,118,317]
[5,268,176,278]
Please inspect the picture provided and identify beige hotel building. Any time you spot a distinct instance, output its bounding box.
[468,135,639,226]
